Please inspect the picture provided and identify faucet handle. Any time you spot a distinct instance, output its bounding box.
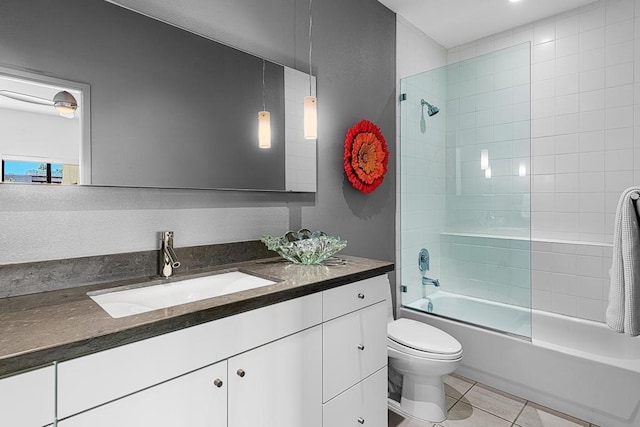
[161,231,174,241]
[418,248,430,272]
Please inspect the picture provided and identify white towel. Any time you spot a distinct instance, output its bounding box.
[606,186,640,336]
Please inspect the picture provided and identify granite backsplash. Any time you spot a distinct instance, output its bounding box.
[0,240,273,298]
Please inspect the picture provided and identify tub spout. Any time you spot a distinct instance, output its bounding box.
[422,276,440,287]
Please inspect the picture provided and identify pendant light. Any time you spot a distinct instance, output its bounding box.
[304,0,317,140]
[258,60,271,148]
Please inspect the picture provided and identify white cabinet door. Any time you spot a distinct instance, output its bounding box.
[57,292,322,419]
[58,361,227,427]
[228,325,323,427]
[323,301,387,402]
[0,365,54,427]
[323,367,388,427]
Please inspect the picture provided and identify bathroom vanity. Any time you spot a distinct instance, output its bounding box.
[0,255,392,427]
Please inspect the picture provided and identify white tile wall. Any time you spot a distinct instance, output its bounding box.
[400,66,448,305]
[398,0,638,325]
[443,0,638,323]
[445,43,531,234]
[531,240,612,321]
[440,234,531,308]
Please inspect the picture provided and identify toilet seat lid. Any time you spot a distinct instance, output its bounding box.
[388,318,462,355]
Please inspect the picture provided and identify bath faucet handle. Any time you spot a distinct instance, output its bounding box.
[418,248,430,272]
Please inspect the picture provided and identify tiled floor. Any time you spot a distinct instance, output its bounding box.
[388,373,599,427]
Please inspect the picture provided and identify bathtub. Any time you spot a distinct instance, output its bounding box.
[401,295,640,427]
[405,291,531,337]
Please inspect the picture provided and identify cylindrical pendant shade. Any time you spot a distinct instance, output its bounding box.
[258,111,271,148]
[304,96,317,139]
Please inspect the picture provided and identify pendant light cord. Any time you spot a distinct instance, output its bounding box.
[308,0,313,96]
[262,60,266,111]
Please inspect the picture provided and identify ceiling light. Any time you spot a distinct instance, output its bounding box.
[0,89,77,118]
[53,91,78,116]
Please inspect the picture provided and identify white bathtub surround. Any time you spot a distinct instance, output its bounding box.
[402,307,640,427]
[606,186,640,336]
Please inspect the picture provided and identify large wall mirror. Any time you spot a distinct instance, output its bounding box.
[0,0,316,192]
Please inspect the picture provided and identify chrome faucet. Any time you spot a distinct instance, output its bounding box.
[418,248,440,287]
[422,276,440,287]
[160,231,181,278]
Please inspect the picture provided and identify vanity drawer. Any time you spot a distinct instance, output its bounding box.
[322,366,387,427]
[0,365,55,427]
[322,301,387,402]
[322,275,388,321]
[57,292,322,419]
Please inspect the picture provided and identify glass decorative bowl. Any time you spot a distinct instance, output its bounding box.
[261,229,347,265]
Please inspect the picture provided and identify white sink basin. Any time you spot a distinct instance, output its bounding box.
[89,271,276,318]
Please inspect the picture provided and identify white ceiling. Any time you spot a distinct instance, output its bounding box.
[108,0,599,52]
[377,0,599,48]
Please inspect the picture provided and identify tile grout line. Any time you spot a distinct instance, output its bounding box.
[450,378,477,411]
[455,379,528,426]
[447,375,594,426]
[510,399,529,427]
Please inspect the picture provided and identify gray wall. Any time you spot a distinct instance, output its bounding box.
[0,0,396,276]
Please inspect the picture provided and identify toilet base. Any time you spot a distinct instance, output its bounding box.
[399,374,447,422]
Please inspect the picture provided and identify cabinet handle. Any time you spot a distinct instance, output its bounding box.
[213,378,223,388]
[236,369,246,378]
[357,417,365,424]
[357,293,365,299]
[357,344,365,350]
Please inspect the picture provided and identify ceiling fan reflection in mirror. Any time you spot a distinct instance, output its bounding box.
[0,89,78,118]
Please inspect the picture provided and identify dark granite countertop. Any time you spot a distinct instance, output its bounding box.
[0,255,393,378]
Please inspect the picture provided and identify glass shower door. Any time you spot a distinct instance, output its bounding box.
[400,43,532,338]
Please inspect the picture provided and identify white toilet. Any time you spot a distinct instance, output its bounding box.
[387,287,463,423]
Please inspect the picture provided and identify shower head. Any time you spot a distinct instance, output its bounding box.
[420,99,439,116]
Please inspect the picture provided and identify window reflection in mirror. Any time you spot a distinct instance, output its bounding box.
[0,67,88,185]
[1,159,79,185]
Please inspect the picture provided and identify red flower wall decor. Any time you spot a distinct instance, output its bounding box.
[343,119,389,194]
